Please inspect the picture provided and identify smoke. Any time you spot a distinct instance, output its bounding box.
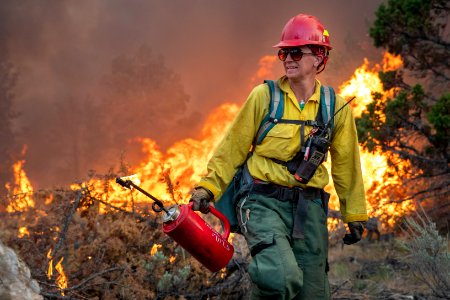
[0,0,384,188]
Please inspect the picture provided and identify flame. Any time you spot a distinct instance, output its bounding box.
[44,194,54,205]
[5,158,34,212]
[382,52,403,72]
[18,226,30,238]
[335,52,416,229]
[74,103,240,215]
[47,249,53,279]
[6,51,414,233]
[55,257,68,295]
[47,248,68,295]
[150,244,162,256]
[119,174,141,187]
[250,55,278,87]
[339,59,383,118]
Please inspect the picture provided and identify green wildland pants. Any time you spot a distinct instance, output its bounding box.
[236,188,330,300]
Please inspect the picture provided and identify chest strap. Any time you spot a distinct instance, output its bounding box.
[255,80,320,147]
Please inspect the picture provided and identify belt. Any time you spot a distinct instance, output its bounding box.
[251,180,322,239]
[252,181,321,202]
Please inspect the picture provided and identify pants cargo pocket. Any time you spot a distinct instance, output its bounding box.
[241,193,303,299]
[248,232,286,296]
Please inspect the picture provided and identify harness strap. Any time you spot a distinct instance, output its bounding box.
[319,85,336,137]
[269,118,319,126]
[293,194,309,239]
[256,80,322,146]
[255,80,284,144]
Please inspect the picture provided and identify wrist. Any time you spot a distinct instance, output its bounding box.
[194,186,214,199]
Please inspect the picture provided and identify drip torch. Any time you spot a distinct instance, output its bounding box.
[116,177,234,272]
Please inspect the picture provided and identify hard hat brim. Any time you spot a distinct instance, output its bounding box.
[273,39,332,50]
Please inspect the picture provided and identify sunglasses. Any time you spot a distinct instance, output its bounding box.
[277,48,315,61]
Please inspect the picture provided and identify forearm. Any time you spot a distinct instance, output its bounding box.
[198,84,268,198]
[330,99,368,223]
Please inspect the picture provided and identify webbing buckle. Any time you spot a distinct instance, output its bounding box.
[278,186,303,202]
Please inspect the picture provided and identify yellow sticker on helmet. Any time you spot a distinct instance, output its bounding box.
[323,29,329,37]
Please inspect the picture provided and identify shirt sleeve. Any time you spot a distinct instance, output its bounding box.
[329,95,368,223]
[197,84,269,199]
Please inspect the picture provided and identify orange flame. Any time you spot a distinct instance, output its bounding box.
[47,248,68,295]
[5,158,34,212]
[336,52,415,229]
[55,257,68,295]
[18,226,30,238]
[250,55,278,87]
[7,51,413,232]
[47,249,53,280]
[150,244,162,256]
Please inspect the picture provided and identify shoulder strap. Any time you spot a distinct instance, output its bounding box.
[255,82,336,147]
[319,85,336,132]
[254,80,284,144]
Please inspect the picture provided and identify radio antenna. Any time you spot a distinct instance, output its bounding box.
[324,96,356,130]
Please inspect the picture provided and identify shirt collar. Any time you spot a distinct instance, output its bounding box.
[278,76,322,103]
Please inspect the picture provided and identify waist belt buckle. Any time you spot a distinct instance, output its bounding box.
[279,186,302,202]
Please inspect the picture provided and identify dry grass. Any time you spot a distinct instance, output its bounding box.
[1,179,447,299]
[328,238,443,299]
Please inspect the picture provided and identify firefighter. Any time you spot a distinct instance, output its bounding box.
[190,13,368,300]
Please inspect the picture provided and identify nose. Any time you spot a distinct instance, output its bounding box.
[285,53,294,62]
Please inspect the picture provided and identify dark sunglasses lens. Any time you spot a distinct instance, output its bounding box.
[278,49,288,61]
[278,48,303,61]
[290,48,303,61]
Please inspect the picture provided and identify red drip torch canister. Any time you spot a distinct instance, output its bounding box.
[162,202,234,272]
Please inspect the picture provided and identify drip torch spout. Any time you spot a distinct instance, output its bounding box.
[115,177,169,213]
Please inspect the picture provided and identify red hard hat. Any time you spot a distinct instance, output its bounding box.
[274,14,332,49]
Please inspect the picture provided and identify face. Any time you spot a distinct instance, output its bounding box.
[278,46,318,79]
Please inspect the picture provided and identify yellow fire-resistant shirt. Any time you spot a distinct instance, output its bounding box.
[199,76,368,223]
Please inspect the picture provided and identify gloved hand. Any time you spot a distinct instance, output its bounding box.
[189,187,214,214]
[343,221,365,245]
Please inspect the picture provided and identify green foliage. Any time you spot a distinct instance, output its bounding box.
[370,0,449,80]
[358,0,449,205]
[427,93,450,148]
[357,81,448,178]
[370,0,434,52]
[156,266,191,292]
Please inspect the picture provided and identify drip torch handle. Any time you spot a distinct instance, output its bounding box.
[188,202,231,240]
[115,177,168,213]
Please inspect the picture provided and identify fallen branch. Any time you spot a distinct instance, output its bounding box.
[64,266,127,292]
[39,266,127,299]
[155,267,249,300]
[50,189,84,259]
[92,196,152,223]
[331,279,349,295]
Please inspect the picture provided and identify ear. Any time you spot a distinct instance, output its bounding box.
[314,55,324,67]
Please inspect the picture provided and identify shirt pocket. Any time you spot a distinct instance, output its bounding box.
[255,124,298,161]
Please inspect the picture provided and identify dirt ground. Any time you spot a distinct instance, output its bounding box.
[219,233,440,300]
[327,239,437,300]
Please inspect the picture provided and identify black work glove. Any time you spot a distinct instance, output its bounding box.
[343,221,365,245]
[189,187,214,214]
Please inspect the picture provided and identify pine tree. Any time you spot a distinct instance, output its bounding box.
[358,0,449,226]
